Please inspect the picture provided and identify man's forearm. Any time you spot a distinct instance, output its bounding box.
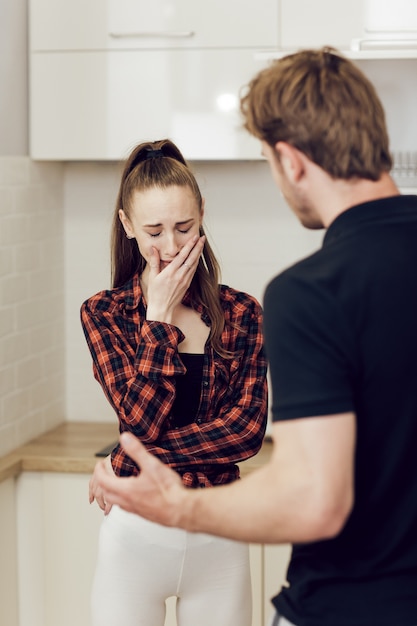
[178,458,336,544]
[97,417,354,545]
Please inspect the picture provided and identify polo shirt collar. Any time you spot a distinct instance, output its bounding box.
[323,194,417,247]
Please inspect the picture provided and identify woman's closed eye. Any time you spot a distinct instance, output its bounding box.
[148,228,191,238]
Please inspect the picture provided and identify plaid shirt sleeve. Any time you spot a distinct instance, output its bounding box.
[80,295,187,446]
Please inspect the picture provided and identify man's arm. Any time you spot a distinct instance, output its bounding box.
[95,412,356,544]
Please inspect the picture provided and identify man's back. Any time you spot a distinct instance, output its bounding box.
[265,194,417,625]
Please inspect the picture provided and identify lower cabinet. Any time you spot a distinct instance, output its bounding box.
[15,472,291,626]
[0,477,19,626]
[16,472,103,626]
[263,544,292,624]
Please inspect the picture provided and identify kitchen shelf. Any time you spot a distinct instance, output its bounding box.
[255,48,417,61]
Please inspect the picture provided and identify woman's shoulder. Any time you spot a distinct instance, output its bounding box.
[219,284,263,314]
[81,288,116,317]
[81,276,138,318]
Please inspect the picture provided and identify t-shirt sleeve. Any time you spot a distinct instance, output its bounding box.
[263,270,357,421]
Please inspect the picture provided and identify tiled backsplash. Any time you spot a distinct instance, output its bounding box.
[0,158,66,457]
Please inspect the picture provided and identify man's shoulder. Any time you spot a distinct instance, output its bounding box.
[265,248,325,296]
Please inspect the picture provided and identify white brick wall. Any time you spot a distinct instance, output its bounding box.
[0,158,65,456]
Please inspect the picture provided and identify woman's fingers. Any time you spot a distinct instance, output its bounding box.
[180,235,205,269]
[89,458,114,514]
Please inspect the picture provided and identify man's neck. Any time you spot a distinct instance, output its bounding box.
[317,172,400,229]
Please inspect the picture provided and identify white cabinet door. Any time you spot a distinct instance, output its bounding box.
[107,0,279,50]
[16,473,265,626]
[15,471,179,626]
[0,478,18,626]
[280,0,365,50]
[250,544,264,626]
[16,472,103,626]
[30,0,277,160]
[30,0,279,51]
[364,0,417,35]
[263,544,291,626]
[30,49,267,160]
[29,0,106,51]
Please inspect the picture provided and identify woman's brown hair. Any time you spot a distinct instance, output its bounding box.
[111,139,230,357]
[240,47,392,180]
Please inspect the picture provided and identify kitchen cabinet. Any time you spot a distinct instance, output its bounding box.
[352,0,417,53]
[29,0,417,161]
[263,544,292,624]
[16,472,102,626]
[0,477,19,626]
[15,471,268,626]
[280,0,365,50]
[280,0,417,56]
[30,49,267,160]
[30,0,278,52]
[254,2,417,185]
[2,424,285,626]
[29,0,278,160]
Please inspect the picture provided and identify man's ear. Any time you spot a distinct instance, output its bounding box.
[275,141,305,183]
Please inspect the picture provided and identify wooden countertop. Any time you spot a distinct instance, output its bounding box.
[0,422,273,483]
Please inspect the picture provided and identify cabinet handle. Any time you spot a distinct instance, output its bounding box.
[351,37,417,51]
[109,31,195,39]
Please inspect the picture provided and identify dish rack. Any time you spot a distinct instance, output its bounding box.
[391,151,417,187]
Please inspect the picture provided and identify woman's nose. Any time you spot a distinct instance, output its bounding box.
[164,234,181,258]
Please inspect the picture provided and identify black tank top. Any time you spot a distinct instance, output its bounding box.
[171,353,204,427]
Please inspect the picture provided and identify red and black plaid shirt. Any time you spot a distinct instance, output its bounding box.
[80,273,268,488]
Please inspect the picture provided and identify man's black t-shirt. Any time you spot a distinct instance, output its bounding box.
[263,196,417,626]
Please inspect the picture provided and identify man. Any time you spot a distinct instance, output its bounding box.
[94,48,417,625]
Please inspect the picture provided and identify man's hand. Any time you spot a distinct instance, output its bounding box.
[95,432,189,527]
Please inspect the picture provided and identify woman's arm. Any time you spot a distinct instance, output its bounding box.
[81,300,186,443]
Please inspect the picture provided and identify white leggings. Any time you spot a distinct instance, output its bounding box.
[91,505,252,626]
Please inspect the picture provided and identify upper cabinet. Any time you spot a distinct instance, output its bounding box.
[29,0,278,160]
[29,0,417,161]
[276,0,417,58]
[30,49,270,161]
[280,0,365,51]
[353,0,417,54]
[30,0,278,51]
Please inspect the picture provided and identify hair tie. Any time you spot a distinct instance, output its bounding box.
[146,149,164,159]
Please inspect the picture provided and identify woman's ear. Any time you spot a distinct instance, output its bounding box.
[119,209,134,239]
[275,142,305,183]
[200,198,205,224]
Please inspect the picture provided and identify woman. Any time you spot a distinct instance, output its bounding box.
[81,139,268,626]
